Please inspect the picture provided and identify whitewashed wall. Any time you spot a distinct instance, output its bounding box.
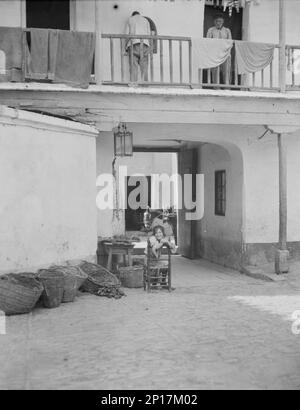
[0,0,22,27]
[0,107,98,274]
[119,152,175,177]
[196,141,244,268]
[94,0,204,83]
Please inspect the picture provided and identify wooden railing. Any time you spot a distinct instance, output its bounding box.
[102,34,192,86]
[11,29,299,93]
[198,44,280,91]
[286,45,300,90]
[102,34,285,91]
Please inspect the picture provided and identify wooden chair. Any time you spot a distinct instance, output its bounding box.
[144,240,172,292]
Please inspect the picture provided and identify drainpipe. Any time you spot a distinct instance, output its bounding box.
[279,0,286,93]
[275,133,289,274]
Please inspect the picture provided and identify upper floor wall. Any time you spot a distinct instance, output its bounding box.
[0,1,300,92]
[0,0,300,45]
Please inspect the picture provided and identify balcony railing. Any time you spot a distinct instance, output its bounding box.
[0,28,298,93]
[102,34,192,86]
[102,34,291,92]
[286,45,300,90]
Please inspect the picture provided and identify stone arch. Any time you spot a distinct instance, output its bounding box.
[187,139,245,270]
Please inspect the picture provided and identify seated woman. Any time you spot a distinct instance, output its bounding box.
[145,225,176,287]
[148,225,176,260]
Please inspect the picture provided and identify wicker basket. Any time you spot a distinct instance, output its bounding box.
[79,262,120,294]
[37,269,65,308]
[0,273,44,315]
[71,266,88,290]
[117,266,144,288]
[50,266,87,303]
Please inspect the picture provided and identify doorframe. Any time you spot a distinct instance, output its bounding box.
[20,0,26,28]
[242,2,251,41]
[177,147,198,259]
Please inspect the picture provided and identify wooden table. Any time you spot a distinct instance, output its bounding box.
[104,242,135,271]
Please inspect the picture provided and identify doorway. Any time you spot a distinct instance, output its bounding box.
[26,0,70,29]
[121,151,178,243]
[203,5,243,40]
[203,5,243,85]
[125,175,152,232]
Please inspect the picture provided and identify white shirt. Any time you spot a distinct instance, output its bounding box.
[125,14,151,48]
[207,26,232,40]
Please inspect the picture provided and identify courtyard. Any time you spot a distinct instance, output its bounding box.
[1,257,300,390]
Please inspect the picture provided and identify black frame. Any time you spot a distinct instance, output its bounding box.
[215,170,226,216]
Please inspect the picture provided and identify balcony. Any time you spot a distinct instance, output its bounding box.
[0,28,300,96]
[102,34,300,93]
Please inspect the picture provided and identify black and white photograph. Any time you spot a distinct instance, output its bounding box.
[0,0,300,392]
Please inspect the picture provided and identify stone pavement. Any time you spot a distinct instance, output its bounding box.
[0,257,300,390]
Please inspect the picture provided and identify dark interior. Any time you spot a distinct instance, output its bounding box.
[26,0,70,30]
[203,5,243,40]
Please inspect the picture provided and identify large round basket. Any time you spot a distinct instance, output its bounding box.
[37,269,65,308]
[117,266,144,288]
[0,273,44,316]
[79,262,120,294]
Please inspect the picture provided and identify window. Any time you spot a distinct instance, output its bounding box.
[26,0,70,30]
[215,170,226,216]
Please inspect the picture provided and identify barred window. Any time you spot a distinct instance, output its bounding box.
[215,170,226,216]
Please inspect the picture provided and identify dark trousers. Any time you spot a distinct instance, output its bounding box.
[128,43,150,82]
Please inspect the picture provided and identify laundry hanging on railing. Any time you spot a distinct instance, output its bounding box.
[50,30,95,88]
[26,29,95,88]
[0,27,23,82]
[192,38,233,72]
[235,41,275,74]
[26,28,51,80]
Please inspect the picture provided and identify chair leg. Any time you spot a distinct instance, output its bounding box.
[143,266,146,291]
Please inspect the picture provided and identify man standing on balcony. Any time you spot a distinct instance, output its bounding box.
[207,13,232,85]
[125,11,151,82]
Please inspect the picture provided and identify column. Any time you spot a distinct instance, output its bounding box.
[275,133,289,274]
[279,0,286,93]
[95,0,103,84]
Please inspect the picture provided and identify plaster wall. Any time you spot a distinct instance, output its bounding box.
[0,110,97,274]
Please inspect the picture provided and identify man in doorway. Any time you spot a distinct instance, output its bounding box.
[125,11,151,82]
[206,13,232,85]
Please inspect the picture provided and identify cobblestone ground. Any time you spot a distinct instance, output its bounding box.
[0,257,300,390]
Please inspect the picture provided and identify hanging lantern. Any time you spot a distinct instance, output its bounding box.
[114,123,133,157]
